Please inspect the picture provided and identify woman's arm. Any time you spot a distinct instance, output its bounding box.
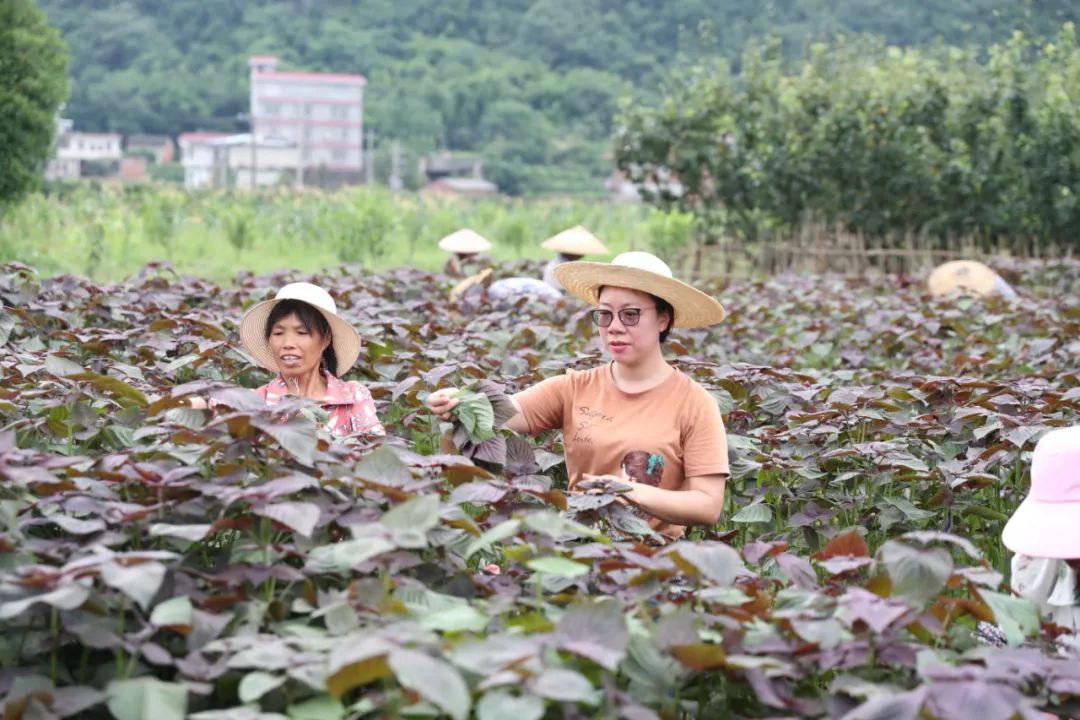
[616,473,727,527]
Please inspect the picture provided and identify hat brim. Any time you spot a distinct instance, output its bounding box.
[553,262,725,328]
[239,298,362,377]
[1002,497,1080,559]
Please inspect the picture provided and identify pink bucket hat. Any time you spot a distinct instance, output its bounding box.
[1003,426,1080,559]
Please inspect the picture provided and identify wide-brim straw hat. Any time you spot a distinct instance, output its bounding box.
[438,228,492,254]
[554,251,725,328]
[1003,426,1080,559]
[541,225,610,256]
[239,282,361,377]
[927,260,999,298]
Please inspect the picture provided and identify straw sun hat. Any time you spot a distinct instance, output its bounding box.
[927,260,1000,298]
[541,225,610,257]
[438,228,492,254]
[239,282,362,377]
[554,251,725,328]
[1003,426,1080,559]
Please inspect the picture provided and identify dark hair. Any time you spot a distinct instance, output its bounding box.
[264,299,337,377]
[652,294,675,343]
[597,286,675,343]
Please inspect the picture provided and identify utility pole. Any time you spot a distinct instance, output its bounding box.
[364,128,376,186]
[389,140,402,192]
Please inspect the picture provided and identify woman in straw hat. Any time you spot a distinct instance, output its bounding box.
[226,282,383,436]
[439,229,493,279]
[541,225,610,291]
[1001,426,1080,649]
[429,251,729,539]
[927,259,1017,300]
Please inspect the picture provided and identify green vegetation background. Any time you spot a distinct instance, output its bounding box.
[38,0,1078,195]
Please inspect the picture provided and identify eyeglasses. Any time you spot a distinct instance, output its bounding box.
[589,306,655,328]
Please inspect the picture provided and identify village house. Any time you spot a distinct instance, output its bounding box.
[421,176,499,198]
[248,55,366,187]
[178,132,228,189]
[125,134,176,164]
[45,119,123,181]
[178,131,300,189]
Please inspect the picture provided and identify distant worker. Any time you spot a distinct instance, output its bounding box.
[450,268,561,311]
[927,260,1017,300]
[439,228,492,278]
[541,225,610,290]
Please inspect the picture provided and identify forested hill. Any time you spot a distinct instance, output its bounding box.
[38,0,1078,194]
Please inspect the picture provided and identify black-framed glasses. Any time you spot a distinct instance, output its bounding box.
[589,307,655,328]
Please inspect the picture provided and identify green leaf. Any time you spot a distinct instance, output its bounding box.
[162,407,207,429]
[307,537,395,573]
[69,372,148,407]
[100,560,167,611]
[254,501,321,538]
[419,605,491,633]
[878,540,953,606]
[526,556,589,577]
[0,583,90,620]
[382,495,441,548]
[674,543,745,585]
[476,691,544,720]
[977,589,1040,646]
[44,354,84,377]
[287,695,345,720]
[882,497,934,522]
[106,678,187,720]
[465,519,521,558]
[239,671,286,704]
[389,649,471,720]
[150,595,193,627]
[529,668,597,704]
[452,389,497,442]
[355,445,413,486]
[731,502,773,524]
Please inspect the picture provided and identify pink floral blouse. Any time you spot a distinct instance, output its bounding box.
[256,374,385,436]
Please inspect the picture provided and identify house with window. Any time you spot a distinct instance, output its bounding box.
[44,119,123,180]
[248,55,366,187]
[126,134,176,164]
[178,132,229,189]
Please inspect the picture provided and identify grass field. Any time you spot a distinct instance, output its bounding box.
[0,184,681,283]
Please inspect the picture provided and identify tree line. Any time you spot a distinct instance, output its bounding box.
[33,0,1080,196]
[616,27,1080,249]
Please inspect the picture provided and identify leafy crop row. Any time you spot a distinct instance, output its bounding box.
[0,259,1077,719]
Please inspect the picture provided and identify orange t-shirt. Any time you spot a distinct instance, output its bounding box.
[514,364,729,537]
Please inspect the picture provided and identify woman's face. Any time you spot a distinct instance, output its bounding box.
[596,286,669,365]
[268,312,330,378]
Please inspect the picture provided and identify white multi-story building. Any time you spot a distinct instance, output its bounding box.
[248,55,366,183]
[45,119,123,180]
[179,132,300,189]
[178,132,228,189]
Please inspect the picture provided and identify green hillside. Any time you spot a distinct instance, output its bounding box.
[38,0,1078,194]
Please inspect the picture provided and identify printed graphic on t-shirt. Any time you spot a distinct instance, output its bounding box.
[572,405,613,444]
[620,450,666,486]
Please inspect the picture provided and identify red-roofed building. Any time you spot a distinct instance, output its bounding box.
[248,55,366,186]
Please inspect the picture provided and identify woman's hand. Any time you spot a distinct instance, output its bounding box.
[577,474,634,495]
[426,388,460,421]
